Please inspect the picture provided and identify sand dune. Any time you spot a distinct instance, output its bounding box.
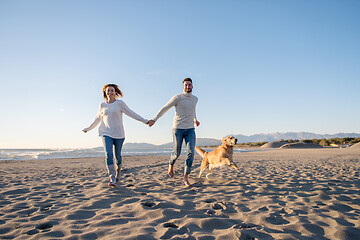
[260,142,288,148]
[280,142,323,149]
[1,148,360,239]
[349,142,360,149]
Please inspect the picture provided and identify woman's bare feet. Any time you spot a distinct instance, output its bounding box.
[168,165,174,177]
[115,164,121,183]
[108,182,116,187]
[183,174,191,187]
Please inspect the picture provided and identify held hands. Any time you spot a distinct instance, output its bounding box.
[146,120,199,127]
[147,120,156,127]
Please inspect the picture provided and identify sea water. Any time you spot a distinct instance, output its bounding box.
[0,147,247,161]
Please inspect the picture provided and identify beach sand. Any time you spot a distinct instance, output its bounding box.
[1,148,359,239]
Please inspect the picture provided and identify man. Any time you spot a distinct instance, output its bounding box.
[148,78,200,187]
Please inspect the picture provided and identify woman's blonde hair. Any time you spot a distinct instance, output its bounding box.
[102,84,123,99]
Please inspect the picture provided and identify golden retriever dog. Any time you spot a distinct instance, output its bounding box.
[195,136,239,178]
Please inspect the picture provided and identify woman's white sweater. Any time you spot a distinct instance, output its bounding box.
[84,100,148,139]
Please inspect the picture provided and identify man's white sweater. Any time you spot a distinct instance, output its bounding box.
[153,92,198,129]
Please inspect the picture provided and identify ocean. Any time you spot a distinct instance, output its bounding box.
[0,147,248,161]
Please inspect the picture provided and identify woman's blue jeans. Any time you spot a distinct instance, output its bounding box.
[170,128,196,175]
[102,136,125,166]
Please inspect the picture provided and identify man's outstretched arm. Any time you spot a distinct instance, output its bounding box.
[149,95,178,126]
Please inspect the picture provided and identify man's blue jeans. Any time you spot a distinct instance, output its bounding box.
[170,128,196,175]
[102,136,125,166]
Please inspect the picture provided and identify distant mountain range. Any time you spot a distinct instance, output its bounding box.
[233,132,360,143]
[124,138,221,149]
[123,132,360,149]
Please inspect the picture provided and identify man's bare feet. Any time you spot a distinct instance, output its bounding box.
[168,165,174,177]
[183,181,191,187]
[183,174,191,187]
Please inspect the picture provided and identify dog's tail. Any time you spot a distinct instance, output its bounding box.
[195,146,207,158]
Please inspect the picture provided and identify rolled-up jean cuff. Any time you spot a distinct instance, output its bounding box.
[185,166,192,175]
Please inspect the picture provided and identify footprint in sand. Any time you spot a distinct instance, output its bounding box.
[302,223,325,235]
[66,210,96,220]
[26,229,39,235]
[330,203,354,212]
[265,214,290,225]
[212,203,223,210]
[39,204,53,212]
[233,223,257,229]
[200,218,235,230]
[36,222,53,230]
[258,206,268,212]
[163,222,178,228]
[141,202,156,208]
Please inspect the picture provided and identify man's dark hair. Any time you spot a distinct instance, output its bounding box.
[183,78,192,84]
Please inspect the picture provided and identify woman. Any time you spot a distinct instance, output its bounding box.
[83,84,149,187]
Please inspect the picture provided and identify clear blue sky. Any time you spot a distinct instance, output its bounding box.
[1,0,359,148]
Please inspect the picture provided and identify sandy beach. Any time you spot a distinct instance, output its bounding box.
[1,147,359,240]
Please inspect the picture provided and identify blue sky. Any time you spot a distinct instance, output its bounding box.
[1,0,359,148]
